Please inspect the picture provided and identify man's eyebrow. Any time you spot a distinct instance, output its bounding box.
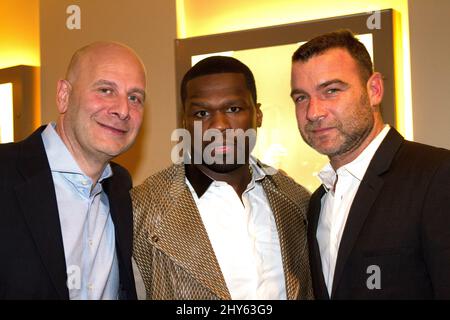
[290,88,308,98]
[129,87,146,102]
[93,79,118,88]
[316,79,348,90]
[93,80,146,101]
[188,101,210,108]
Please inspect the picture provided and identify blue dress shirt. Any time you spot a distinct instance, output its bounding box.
[41,123,119,300]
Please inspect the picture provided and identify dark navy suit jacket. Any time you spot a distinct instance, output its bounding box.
[308,128,450,299]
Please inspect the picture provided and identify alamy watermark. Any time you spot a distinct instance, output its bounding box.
[366,10,381,30]
[66,5,81,30]
[67,265,81,290]
[366,264,381,290]
[171,121,257,165]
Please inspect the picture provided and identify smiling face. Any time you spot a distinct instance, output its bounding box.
[184,72,262,173]
[56,43,146,165]
[290,47,384,168]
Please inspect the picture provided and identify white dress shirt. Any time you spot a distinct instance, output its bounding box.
[41,123,119,300]
[186,157,287,300]
[316,125,390,296]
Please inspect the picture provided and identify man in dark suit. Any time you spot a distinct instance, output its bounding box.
[290,30,450,299]
[0,42,146,299]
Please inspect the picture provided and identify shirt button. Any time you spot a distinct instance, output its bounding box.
[88,283,93,290]
[89,239,93,247]
[82,180,89,186]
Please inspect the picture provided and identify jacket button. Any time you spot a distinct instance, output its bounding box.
[151,235,159,243]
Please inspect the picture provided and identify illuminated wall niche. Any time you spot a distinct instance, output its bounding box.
[0,65,40,143]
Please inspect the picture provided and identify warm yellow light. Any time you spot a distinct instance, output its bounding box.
[0,83,14,143]
[0,0,40,69]
[393,7,413,140]
[176,0,187,39]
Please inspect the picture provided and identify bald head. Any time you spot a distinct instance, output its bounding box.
[65,41,147,84]
[55,41,147,177]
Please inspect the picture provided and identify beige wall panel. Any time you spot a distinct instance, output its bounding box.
[409,0,450,149]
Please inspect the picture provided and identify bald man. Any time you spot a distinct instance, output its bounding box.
[0,42,146,299]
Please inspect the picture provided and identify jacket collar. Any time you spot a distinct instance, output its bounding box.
[260,173,309,299]
[308,185,329,299]
[102,164,136,299]
[184,163,213,198]
[184,156,271,198]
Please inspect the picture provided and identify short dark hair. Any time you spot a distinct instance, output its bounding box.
[180,56,257,106]
[292,29,373,83]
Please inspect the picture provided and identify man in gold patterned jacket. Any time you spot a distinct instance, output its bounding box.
[132,56,313,300]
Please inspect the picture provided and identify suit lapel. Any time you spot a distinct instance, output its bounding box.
[330,171,384,297]
[104,177,126,262]
[152,165,231,300]
[308,186,330,299]
[262,175,307,300]
[331,128,404,297]
[103,165,135,298]
[14,128,69,299]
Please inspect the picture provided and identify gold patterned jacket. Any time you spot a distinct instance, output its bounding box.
[131,163,313,300]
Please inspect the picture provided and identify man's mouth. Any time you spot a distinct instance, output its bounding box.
[213,145,233,154]
[310,126,335,134]
[98,122,128,135]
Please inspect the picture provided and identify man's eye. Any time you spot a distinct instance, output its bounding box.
[326,88,340,94]
[294,95,307,104]
[194,110,209,118]
[226,106,241,113]
[99,88,113,94]
[128,95,142,105]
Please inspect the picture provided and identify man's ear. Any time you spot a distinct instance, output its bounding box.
[366,72,384,107]
[56,79,72,114]
[255,103,263,128]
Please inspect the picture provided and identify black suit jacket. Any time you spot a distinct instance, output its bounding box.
[0,126,137,299]
[308,128,450,299]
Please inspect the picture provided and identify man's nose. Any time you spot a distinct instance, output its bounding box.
[109,95,130,120]
[306,97,327,122]
[210,112,231,131]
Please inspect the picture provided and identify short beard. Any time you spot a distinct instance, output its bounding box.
[203,162,245,173]
[192,138,252,173]
[302,92,374,158]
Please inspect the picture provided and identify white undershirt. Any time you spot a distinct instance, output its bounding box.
[317,125,390,296]
[186,160,287,300]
